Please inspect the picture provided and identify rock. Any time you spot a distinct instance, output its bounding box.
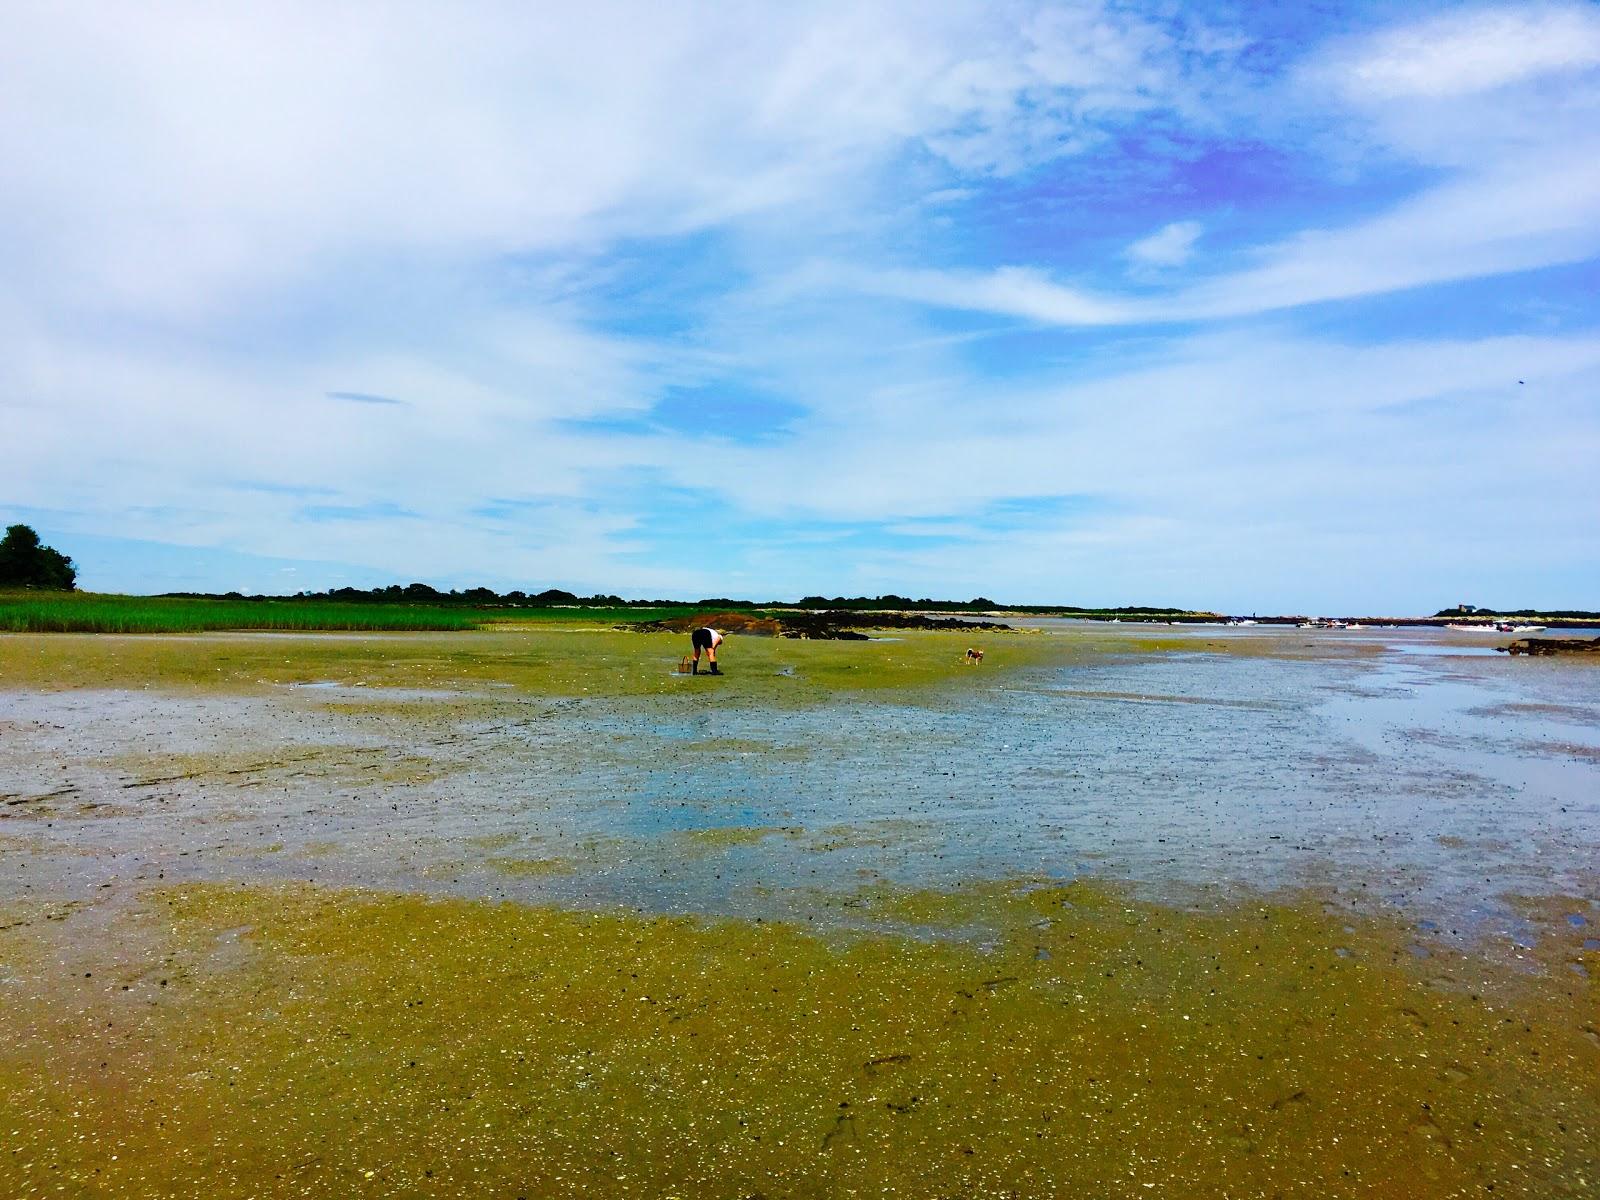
[1503,636,1600,656]
[626,609,1012,641]
[775,611,1011,639]
[627,611,783,636]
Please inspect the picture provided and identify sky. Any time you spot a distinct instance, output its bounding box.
[2,1,1598,613]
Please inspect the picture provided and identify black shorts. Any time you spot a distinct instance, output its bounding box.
[691,628,715,650]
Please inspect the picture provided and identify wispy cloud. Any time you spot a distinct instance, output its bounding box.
[299,501,418,523]
[230,480,338,497]
[830,148,1600,327]
[326,390,405,406]
[1318,3,1600,100]
[841,265,1134,326]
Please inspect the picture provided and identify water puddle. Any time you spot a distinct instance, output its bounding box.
[1391,644,1506,658]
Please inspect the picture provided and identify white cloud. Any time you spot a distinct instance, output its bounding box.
[0,1,1228,323]
[843,265,1133,326]
[846,5,1600,328]
[1175,151,1600,318]
[695,329,1600,523]
[1126,221,1202,269]
[1325,4,1600,101]
[629,320,1599,609]
[10,277,1599,607]
[837,128,1600,325]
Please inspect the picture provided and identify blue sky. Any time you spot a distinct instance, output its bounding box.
[2,1,1597,611]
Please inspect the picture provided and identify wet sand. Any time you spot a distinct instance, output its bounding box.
[1,624,1596,1196]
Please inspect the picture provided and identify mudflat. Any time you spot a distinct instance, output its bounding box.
[1,623,1596,1197]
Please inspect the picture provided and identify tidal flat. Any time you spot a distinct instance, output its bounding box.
[1,623,1596,1196]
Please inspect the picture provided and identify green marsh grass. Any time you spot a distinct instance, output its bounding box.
[0,592,765,635]
[0,592,490,634]
[0,593,1227,638]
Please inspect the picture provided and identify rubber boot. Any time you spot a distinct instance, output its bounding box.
[709,661,721,676]
[691,659,699,675]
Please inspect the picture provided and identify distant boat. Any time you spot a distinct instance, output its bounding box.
[1499,623,1544,633]
[1445,623,1497,632]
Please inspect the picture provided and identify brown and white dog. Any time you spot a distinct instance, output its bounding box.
[963,647,984,664]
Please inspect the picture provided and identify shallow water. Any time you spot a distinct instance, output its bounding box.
[581,628,1599,931]
[2,625,1594,943]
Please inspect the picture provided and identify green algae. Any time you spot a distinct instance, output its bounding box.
[0,622,1389,713]
[484,855,581,878]
[3,623,1595,1196]
[103,743,450,793]
[804,819,938,854]
[1,880,1594,1199]
[465,833,522,851]
[677,825,802,850]
[0,626,1069,706]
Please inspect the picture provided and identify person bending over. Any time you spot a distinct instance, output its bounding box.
[690,627,723,675]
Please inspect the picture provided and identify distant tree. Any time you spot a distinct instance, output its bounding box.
[0,524,77,590]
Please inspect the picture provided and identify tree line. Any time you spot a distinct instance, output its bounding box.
[1434,605,1600,619]
[160,585,1200,614]
[0,525,77,590]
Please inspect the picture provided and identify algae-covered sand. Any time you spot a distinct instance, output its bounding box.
[0,624,1065,699]
[1,623,1596,1197]
[2,880,1595,1198]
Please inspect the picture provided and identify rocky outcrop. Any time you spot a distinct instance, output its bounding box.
[1501,637,1600,656]
[627,609,1012,641]
[628,611,784,636]
[777,611,1012,639]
